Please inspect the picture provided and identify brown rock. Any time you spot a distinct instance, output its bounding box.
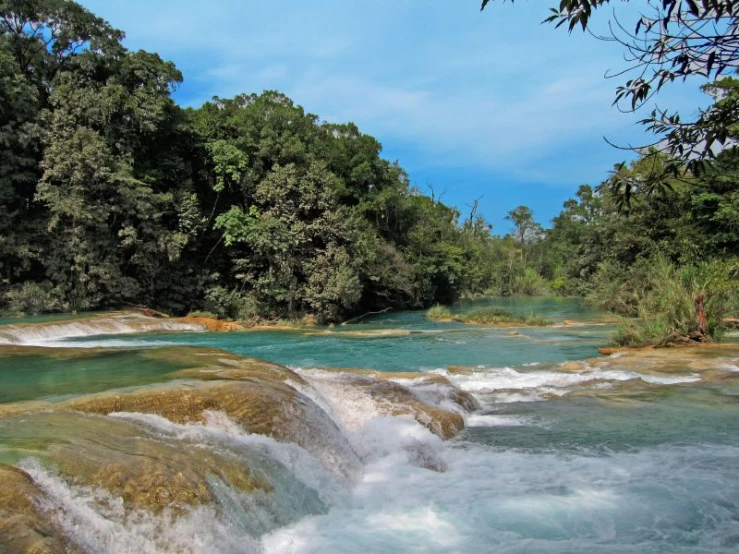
[447,365,475,375]
[175,316,245,332]
[62,375,360,482]
[0,465,74,554]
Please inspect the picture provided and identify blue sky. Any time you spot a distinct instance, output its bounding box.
[81,0,710,233]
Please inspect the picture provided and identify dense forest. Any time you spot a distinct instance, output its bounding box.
[0,1,737,344]
[0,0,509,323]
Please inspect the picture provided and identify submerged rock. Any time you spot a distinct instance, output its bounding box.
[52,418,269,513]
[304,329,413,338]
[365,379,466,439]
[447,365,475,375]
[0,342,480,541]
[560,361,587,371]
[0,312,204,346]
[595,344,739,375]
[0,412,269,515]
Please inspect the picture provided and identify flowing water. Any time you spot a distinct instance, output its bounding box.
[1,298,739,553]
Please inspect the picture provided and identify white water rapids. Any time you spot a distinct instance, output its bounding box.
[12,364,739,554]
[3,307,739,553]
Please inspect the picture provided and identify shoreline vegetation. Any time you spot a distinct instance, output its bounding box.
[426,305,552,327]
[0,306,736,363]
[1,293,737,349]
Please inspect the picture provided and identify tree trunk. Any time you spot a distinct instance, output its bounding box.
[695,292,708,341]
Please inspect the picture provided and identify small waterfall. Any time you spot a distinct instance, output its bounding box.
[21,458,262,554]
[4,299,739,554]
[0,313,204,346]
[0,350,482,554]
[290,369,475,469]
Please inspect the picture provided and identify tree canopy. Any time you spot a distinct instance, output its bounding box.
[0,0,511,322]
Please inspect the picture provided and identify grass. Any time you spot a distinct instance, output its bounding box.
[463,307,518,324]
[237,315,317,328]
[427,305,453,320]
[523,313,552,326]
[427,305,551,326]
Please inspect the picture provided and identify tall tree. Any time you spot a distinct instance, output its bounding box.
[505,205,543,263]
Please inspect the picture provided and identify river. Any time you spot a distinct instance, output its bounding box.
[1,298,738,553]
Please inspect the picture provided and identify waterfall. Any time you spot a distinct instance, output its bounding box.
[0,313,204,346]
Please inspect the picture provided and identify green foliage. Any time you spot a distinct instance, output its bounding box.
[463,307,515,324]
[186,310,219,319]
[523,313,551,326]
[463,307,551,326]
[428,305,551,326]
[505,205,543,263]
[606,257,739,346]
[2,0,737,335]
[3,281,65,316]
[512,267,550,296]
[206,140,247,193]
[202,286,263,321]
[214,205,261,247]
[427,305,453,320]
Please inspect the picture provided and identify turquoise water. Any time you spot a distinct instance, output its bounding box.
[73,298,613,371]
[2,298,739,553]
[0,348,193,403]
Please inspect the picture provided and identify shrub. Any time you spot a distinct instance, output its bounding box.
[202,286,263,321]
[524,312,552,326]
[610,256,739,346]
[511,267,550,296]
[436,306,552,326]
[2,281,66,316]
[427,304,453,320]
[464,307,515,324]
[186,310,219,319]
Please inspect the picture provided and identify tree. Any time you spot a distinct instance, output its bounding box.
[505,205,543,263]
[0,0,124,86]
[0,38,40,284]
[0,2,507,319]
[481,1,739,173]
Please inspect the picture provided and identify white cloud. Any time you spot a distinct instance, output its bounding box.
[81,0,710,188]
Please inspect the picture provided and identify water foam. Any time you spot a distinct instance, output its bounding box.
[20,458,261,554]
[11,359,739,554]
[436,366,700,399]
[289,371,448,470]
[465,414,535,427]
[262,443,739,554]
[0,313,203,346]
[109,411,348,507]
